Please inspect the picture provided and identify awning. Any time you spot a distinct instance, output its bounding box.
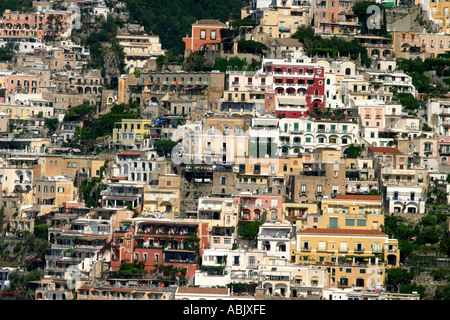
[277,96,307,105]
[154,119,167,124]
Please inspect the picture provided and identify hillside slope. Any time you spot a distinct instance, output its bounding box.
[123,0,248,55]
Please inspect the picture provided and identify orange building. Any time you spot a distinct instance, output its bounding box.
[0,10,75,41]
[182,19,226,55]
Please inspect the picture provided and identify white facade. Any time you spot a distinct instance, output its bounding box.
[278,117,359,154]
[257,222,294,259]
[384,185,426,214]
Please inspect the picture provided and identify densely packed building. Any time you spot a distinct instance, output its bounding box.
[0,0,447,302]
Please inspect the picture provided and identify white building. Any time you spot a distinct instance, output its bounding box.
[257,222,294,259]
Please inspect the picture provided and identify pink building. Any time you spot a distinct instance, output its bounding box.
[438,136,450,165]
[262,58,326,118]
[4,73,40,95]
[228,71,273,92]
[234,194,284,222]
[314,0,360,35]
[358,105,385,130]
[182,19,226,55]
[0,10,75,41]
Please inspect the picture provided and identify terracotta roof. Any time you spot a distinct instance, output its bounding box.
[368,146,401,154]
[117,151,141,156]
[109,177,127,180]
[177,287,229,295]
[336,194,381,201]
[195,19,226,26]
[274,38,303,46]
[298,228,387,236]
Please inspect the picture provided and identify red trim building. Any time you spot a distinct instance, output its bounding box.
[263,59,326,118]
[182,19,226,54]
[111,219,210,279]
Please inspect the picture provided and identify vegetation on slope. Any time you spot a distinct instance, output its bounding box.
[123,0,249,55]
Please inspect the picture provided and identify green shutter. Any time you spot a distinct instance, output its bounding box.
[329,217,338,228]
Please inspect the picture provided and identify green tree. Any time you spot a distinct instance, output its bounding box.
[386,268,414,292]
[346,144,362,158]
[44,118,59,132]
[154,139,178,156]
[238,220,263,244]
[435,284,450,300]
[237,40,268,55]
[400,283,426,298]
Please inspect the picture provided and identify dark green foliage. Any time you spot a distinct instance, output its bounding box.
[400,283,426,297]
[435,284,450,300]
[236,40,268,55]
[238,220,263,241]
[292,26,371,67]
[6,269,42,297]
[74,103,137,151]
[396,56,450,94]
[44,118,59,132]
[154,139,178,156]
[386,268,414,291]
[346,144,362,159]
[33,224,48,241]
[352,1,388,36]
[184,52,211,72]
[0,42,19,62]
[430,268,450,282]
[394,92,420,112]
[0,0,32,15]
[123,0,248,55]
[212,56,248,72]
[80,16,126,79]
[63,104,95,122]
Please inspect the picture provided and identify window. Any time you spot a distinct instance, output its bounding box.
[233,256,240,265]
[317,185,322,194]
[329,217,338,228]
[356,243,363,252]
[345,218,355,226]
[302,241,310,250]
[200,29,206,39]
[301,184,306,193]
[221,176,226,185]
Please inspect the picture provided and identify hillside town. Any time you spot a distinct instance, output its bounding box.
[0,0,449,302]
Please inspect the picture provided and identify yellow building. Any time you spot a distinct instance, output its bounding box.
[321,194,385,231]
[294,228,400,288]
[143,174,181,215]
[281,202,318,227]
[0,104,30,120]
[112,118,153,150]
[426,1,450,35]
[117,34,164,73]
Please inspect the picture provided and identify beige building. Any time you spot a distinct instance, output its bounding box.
[392,30,450,60]
[294,228,400,288]
[117,34,164,73]
[143,174,181,216]
[34,176,77,215]
[251,6,310,45]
